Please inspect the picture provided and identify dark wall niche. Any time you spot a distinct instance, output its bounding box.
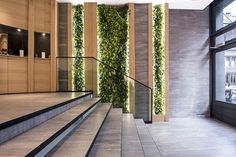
[0,24,28,56]
[34,32,50,58]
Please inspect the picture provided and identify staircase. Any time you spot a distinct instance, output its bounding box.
[0,92,158,157]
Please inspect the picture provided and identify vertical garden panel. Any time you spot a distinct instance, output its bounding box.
[98,5,128,111]
[153,5,165,115]
[73,5,84,91]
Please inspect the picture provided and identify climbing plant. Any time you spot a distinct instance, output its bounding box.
[153,5,165,115]
[98,5,128,112]
[72,5,84,91]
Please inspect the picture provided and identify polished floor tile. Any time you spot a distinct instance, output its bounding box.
[148,118,236,157]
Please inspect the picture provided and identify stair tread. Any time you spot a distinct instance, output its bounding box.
[122,114,144,157]
[0,92,90,125]
[0,98,100,157]
[50,103,112,157]
[88,108,122,157]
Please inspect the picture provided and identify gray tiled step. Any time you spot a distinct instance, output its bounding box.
[122,114,145,157]
[135,119,162,157]
[0,98,100,157]
[49,103,112,157]
[88,108,122,157]
[0,92,92,144]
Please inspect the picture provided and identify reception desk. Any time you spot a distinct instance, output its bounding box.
[0,54,28,94]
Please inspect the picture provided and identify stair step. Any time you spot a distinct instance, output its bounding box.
[122,114,144,157]
[135,119,162,157]
[49,103,112,157]
[0,98,100,157]
[88,108,122,157]
[0,92,92,144]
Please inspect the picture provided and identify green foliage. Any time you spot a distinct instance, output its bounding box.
[153,5,165,115]
[73,5,84,91]
[98,5,128,112]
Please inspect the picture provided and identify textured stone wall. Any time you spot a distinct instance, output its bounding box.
[169,8,210,117]
[58,3,69,91]
[134,4,149,121]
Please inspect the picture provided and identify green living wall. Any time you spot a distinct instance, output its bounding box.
[153,5,165,115]
[98,5,128,112]
[73,5,84,91]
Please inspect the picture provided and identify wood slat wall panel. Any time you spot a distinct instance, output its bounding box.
[0,57,8,93]
[0,0,28,29]
[34,0,51,33]
[84,3,98,96]
[34,59,51,92]
[128,3,136,114]
[0,0,56,93]
[164,3,170,121]
[50,0,57,91]
[7,57,28,93]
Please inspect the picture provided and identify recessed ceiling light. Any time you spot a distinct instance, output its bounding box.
[17,28,21,32]
[42,33,46,36]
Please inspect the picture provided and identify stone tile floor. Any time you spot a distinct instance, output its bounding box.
[147,118,236,157]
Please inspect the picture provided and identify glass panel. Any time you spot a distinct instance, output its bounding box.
[215,47,236,103]
[214,0,236,31]
[56,57,152,122]
[215,27,236,46]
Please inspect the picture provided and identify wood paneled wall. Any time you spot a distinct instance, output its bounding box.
[34,0,51,33]
[164,3,169,121]
[128,3,136,114]
[50,0,57,92]
[0,0,28,29]
[0,0,57,94]
[0,56,28,93]
[8,57,28,93]
[84,3,98,96]
[0,56,8,93]
[34,59,51,92]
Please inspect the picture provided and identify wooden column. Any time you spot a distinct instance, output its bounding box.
[129,3,135,114]
[84,3,97,96]
[164,3,169,122]
[28,0,34,92]
[67,3,73,90]
[148,3,153,122]
[50,0,57,91]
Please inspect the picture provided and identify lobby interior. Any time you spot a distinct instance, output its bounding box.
[0,0,236,156]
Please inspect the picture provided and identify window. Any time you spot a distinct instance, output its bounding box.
[212,0,236,105]
[215,48,236,103]
[215,27,236,46]
[213,0,236,31]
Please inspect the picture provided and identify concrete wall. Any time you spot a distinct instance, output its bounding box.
[169,8,210,117]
